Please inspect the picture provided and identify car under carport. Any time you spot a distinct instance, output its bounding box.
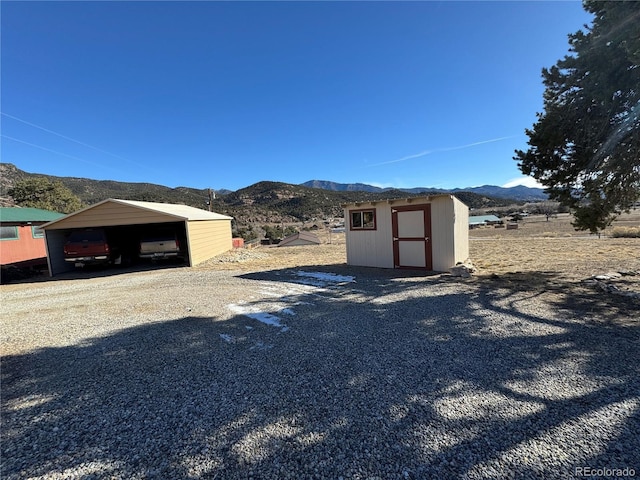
[41,198,233,276]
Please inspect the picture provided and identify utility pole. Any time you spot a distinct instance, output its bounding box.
[207,189,215,212]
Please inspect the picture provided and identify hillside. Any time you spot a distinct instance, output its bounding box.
[0,163,211,208]
[1,163,514,225]
[215,181,443,224]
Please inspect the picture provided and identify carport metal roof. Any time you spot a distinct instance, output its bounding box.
[41,198,232,229]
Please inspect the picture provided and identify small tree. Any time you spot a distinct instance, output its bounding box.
[536,202,557,221]
[234,226,258,242]
[262,225,283,242]
[283,226,298,237]
[9,178,83,214]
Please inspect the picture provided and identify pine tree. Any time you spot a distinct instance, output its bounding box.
[9,178,84,213]
[515,0,640,234]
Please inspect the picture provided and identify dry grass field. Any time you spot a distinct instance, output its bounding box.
[468,211,640,279]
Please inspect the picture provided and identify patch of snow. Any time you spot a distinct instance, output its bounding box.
[220,334,234,343]
[250,341,274,351]
[227,273,355,337]
[295,271,355,287]
[294,279,330,288]
[261,283,319,296]
[228,303,288,331]
[258,289,287,298]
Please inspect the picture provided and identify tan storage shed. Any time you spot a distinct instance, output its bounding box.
[343,195,469,272]
[42,199,233,276]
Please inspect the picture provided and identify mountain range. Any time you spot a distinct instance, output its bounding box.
[301,180,547,201]
[1,163,546,225]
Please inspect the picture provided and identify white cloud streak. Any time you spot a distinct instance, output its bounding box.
[1,112,134,162]
[1,134,116,170]
[369,135,517,167]
[1,112,146,169]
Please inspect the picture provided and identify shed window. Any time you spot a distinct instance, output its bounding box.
[0,226,19,240]
[350,209,376,230]
[32,226,44,238]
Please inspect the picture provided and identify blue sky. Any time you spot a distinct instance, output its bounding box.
[1,1,593,192]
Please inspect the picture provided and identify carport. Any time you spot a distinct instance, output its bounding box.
[41,199,233,276]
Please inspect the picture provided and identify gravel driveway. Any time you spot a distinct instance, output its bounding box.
[2,265,639,479]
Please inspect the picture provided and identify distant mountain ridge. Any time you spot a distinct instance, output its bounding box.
[301,180,548,201]
[302,180,383,193]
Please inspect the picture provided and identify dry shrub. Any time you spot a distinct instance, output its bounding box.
[610,226,640,238]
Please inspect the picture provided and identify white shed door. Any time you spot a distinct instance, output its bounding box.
[391,204,432,270]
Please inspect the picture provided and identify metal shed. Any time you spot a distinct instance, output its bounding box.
[343,195,469,272]
[41,199,233,276]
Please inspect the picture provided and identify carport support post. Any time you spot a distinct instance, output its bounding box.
[44,231,54,277]
[184,220,194,267]
[43,229,75,277]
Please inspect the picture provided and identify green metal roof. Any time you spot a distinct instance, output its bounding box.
[468,215,502,225]
[0,207,65,223]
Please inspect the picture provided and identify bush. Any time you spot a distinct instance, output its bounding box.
[234,227,258,242]
[610,226,640,238]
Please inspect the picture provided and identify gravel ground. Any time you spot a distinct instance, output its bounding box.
[2,264,639,479]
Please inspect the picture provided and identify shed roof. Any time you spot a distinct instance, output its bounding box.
[278,231,321,247]
[468,215,501,225]
[0,207,65,223]
[42,198,232,229]
[341,194,458,208]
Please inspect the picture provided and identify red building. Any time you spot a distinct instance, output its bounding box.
[0,207,64,267]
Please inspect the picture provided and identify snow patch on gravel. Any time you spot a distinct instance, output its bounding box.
[294,271,355,287]
[228,303,288,331]
[227,272,356,334]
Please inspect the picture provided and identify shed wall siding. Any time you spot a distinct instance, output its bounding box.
[46,203,176,229]
[429,197,455,272]
[345,205,394,268]
[187,220,232,266]
[453,197,470,264]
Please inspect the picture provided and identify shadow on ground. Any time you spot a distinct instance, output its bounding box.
[2,266,639,479]
[2,259,189,285]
